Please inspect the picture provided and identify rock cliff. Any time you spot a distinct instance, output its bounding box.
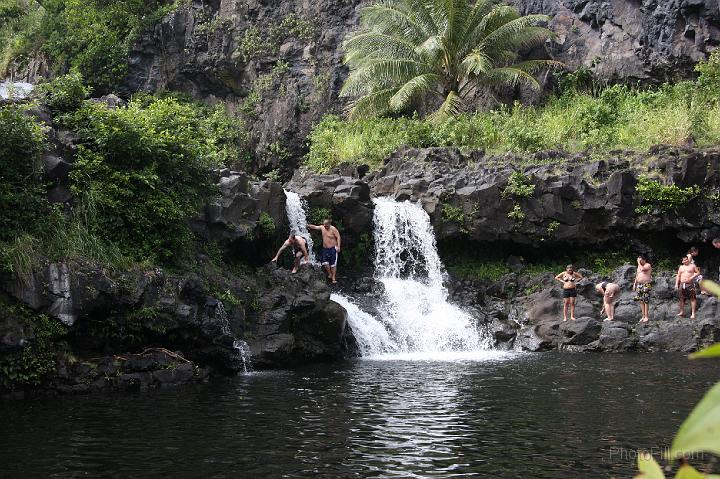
[123,0,719,173]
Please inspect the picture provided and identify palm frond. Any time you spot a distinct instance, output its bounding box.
[482,67,542,89]
[343,31,422,66]
[346,88,397,120]
[467,4,519,45]
[461,49,493,76]
[340,58,433,97]
[361,3,428,43]
[480,15,552,58]
[389,73,442,110]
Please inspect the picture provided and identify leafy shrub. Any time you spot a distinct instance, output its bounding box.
[502,172,535,199]
[307,56,720,171]
[696,50,720,101]
[507,204,525,223]
[64,96,245,263]
[447,260,510,281]
[0,299,67,390]
[257,212,276,236]
[634,177,701,215]
[38,0,177,92]
[36,71,90,113]
[0,104,47,243]
[308,207,332,225]
[441,204,465,224]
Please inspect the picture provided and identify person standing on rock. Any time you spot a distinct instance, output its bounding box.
[686,246,706,294]
[714,238,720,281]
[308,219,341,284]
[633,255,653,322]
[596,281,620,321]
[675,255,700,319]
[555,265,582,321]
[271,233,309,274]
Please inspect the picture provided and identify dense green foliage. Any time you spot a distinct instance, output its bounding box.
[444,247,632,281]
[36,71,90,113]
[0,76,247,271]
[341,0,558,119]
[0,103,47,243]
[502,172,535,198]
[63,96,244,263]
[0,0,177,92]
[309,53,720,172]
[0,297,67,390]
[634,177,701,215]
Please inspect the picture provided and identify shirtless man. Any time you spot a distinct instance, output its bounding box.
[555,265,582,321]
[675,255,700,318]
[308,219,341,284]
[595,281,620,321]
[633,255,653,322]
[271,233,309,273]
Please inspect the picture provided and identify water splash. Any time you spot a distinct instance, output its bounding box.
[282,190,493,361]
[370,198,489,356]
[233,339,253,374]
[216,299,253,373]
[284,190,315,263]
[331,293,397,355]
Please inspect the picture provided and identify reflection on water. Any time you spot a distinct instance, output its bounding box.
[2,353,719,478]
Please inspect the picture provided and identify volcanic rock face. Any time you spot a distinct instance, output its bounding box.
[1,260,351,385]
[292,146,720,247]
[515,0,720,81]
[124,0,360,175]
[122,0,718,173]
[475,269,720,353]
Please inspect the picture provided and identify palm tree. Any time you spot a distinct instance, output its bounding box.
[340,0,561,120]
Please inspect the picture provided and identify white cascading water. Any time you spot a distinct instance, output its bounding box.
[284,190,315,263]
[371,198,489,356]
[284,191,496,360]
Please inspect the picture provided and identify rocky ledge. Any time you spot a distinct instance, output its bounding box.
[1,259,352,396]
[290,145,720,249]
[448,265,720,353]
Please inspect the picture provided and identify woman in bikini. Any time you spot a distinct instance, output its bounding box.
[555,265,583,321]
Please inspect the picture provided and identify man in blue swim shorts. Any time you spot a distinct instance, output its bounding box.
[308,218,341,284]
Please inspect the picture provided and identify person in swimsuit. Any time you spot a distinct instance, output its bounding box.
[555,265,583,321]
[633,255,653,322]
[595,281,620,321]
[686,246,707,294]
[271,233,309,273]
[308,219,341,284]
[676,255,700,318]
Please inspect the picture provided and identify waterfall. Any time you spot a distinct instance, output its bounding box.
[283,190,495,361]
[370,198,488,356]
[217,300,253,373]
[233,339,252,374]
[284,190,315,263]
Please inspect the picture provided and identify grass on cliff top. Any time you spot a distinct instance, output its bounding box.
[306,55,720,173]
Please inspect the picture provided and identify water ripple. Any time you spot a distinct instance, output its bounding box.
[2,354,720,478]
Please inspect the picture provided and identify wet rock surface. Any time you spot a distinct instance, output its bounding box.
[447,266,720,353]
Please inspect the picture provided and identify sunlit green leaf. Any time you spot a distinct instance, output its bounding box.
[670,381,720,458]
[690,343,720,359]
[636,452,665,479]
[674,464,720,478]
[701,280,720,298]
